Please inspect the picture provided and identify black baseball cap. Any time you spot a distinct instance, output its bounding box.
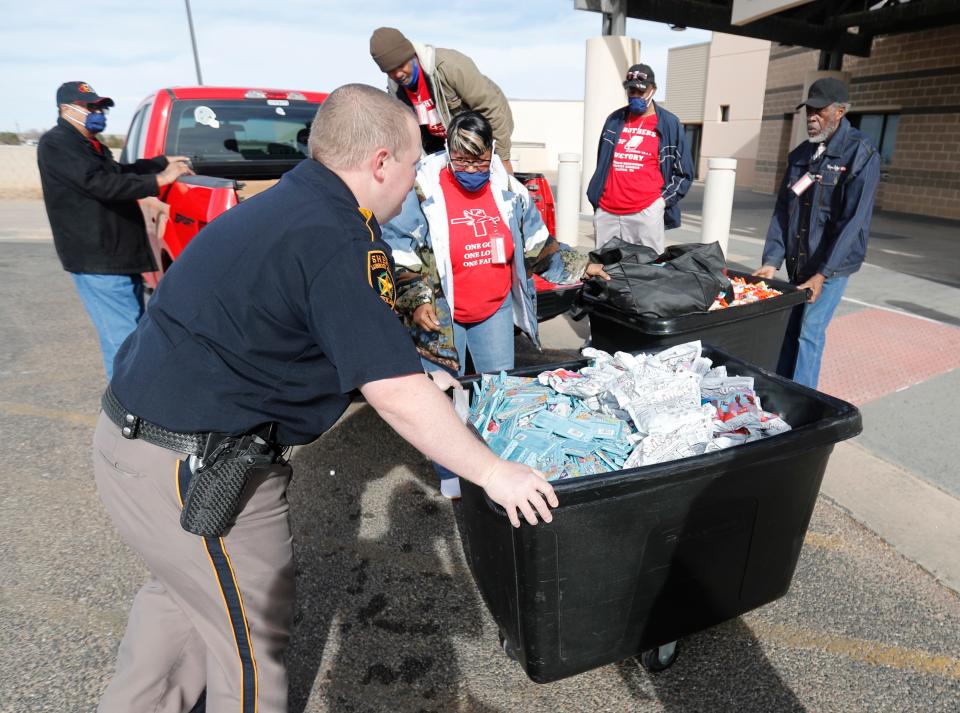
[56,81,114,108]
[624,64,655,91]
[797,77,848,110]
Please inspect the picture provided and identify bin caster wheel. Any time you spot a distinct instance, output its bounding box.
[640,641,678,673]
[498,631,519,662]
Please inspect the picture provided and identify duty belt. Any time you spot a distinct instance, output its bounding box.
[101,387,207,456]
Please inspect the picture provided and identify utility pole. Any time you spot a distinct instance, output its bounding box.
[184,0,204,85]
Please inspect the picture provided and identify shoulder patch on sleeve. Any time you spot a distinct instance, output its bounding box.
[367,249,396,308]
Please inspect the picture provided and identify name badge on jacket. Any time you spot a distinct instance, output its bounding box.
[790,172,816,196]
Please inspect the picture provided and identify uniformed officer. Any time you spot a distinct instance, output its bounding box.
[92,83,557,713]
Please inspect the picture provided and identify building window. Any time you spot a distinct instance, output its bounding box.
[719,105,730,122]
[849,113,899,164]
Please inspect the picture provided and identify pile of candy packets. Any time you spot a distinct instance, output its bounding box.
[468,341,791,481]
[709,277,782,310]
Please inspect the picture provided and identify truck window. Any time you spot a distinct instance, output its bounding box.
[121,105,149,163]
[164,99,320,179]
[135,101,154,160]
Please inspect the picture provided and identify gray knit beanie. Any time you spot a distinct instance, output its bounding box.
[370,27,416,72]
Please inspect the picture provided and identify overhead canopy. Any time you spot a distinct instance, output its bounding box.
[575,0,960,57]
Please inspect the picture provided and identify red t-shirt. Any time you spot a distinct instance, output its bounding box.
[439,168,514,323]
[403,71,447,139]
[599,112,664,214]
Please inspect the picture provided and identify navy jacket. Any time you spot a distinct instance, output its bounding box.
[37,118,166,274]
[762,117,880,283]
[586,103,693,229]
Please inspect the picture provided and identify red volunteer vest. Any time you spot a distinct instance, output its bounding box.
[599,112,664,214]
[439,168,514,323]
[403,71,447,139]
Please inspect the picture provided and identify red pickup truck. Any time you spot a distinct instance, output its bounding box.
[123,86,575,318]
[120,86,328,288]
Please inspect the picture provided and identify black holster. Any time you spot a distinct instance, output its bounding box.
[179,430,279,538]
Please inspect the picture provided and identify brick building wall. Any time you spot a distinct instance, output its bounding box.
[755,45,819,193]
[753,25,960,221]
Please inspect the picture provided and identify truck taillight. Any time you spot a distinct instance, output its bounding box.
[245,90,267,99]
[287,92,307,101]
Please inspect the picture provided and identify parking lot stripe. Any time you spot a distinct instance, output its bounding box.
[748,621,960,679]
[802,532,847,550]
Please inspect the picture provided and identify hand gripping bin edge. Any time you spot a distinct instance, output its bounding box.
[577,270,807,377]
[456,344,861,683]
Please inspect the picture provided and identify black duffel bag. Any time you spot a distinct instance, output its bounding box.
[582,239,730,318]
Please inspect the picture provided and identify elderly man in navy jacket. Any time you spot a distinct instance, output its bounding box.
[754,78,880,388]
[586,63,694,252]
[37,81,193,378]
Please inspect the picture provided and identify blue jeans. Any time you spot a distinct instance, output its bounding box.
[432,293,515,482]
[777,275,848,389]
[72,273,145,380]
[451,292,515,377]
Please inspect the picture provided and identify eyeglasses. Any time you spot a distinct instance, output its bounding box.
[626,70,648,81]
[449,156,491,170]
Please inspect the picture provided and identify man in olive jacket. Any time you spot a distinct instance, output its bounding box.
[37,81,193,378]
[369,27,515,172]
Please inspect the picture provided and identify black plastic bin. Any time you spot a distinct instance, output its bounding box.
[579,270,806,376]
[457,344,861,683]
[536,282,582,323]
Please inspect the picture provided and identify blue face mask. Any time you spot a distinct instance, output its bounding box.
[66,105,107,133]
[628,97,647,115]
[453,170,490,192]
[404,58,420,88]
[85,111,107,133]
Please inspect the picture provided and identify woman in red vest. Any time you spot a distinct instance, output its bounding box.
[383,112,608,497]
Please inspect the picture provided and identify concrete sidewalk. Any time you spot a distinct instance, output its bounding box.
[544,208,960,595]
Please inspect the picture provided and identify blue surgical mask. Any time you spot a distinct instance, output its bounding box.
[85,111,107,133]
[404,58,420,88]
[65,105,107,133]
[628,97,647,115]
[453,170,490,192]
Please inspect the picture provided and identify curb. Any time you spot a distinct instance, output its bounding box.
[820,439,960,596]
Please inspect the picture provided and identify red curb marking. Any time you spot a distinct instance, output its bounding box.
[818,308,960,406]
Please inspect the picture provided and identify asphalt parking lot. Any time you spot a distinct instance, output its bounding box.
[1,202,959,712]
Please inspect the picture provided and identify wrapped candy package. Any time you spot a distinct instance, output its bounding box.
[469,341,791,480]
[709,277,783,310]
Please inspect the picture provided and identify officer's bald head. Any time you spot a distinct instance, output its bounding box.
[311,84,421,223]
[308,83,419,171]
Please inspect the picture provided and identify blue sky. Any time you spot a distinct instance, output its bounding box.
[1,0,710,134]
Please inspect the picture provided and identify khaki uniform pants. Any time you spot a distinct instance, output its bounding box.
[594,197,667,253]
[93,411,294,713]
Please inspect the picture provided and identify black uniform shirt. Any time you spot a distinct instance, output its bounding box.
[111,159,422,445]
